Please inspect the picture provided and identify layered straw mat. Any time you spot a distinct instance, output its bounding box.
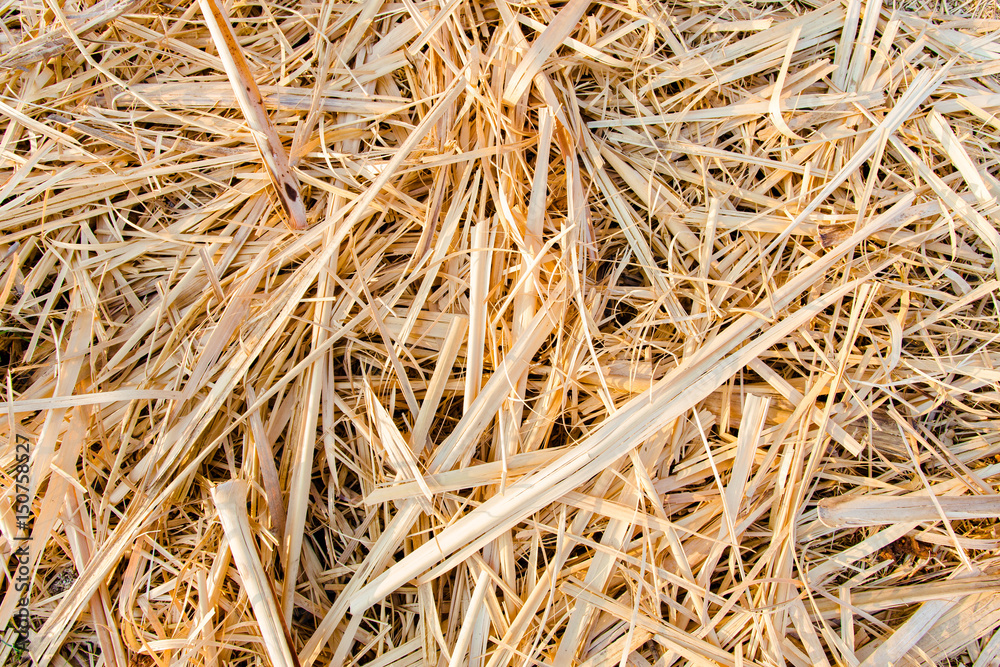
[2,0,1000,665]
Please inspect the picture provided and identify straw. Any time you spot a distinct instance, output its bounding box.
[1,0,999,665]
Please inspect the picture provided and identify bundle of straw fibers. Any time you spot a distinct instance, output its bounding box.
[2,0,1000,665]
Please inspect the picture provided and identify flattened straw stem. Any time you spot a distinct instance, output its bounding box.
[213,480,299,667]
[196,0,307,230]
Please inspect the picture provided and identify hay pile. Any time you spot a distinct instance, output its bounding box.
[2,0,1000,664]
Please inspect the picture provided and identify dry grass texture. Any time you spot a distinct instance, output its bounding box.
[2,0,1000,665]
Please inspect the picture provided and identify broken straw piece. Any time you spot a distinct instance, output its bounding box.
[818,495,1000,528]
[196,0,308,230]
[213,480,299,667]
[502,0,591,105]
